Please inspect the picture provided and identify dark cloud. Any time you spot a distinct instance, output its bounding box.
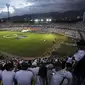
[0,0,85,18]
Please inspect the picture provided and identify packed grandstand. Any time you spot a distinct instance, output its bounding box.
[0,21,85,85]
[0,21,85,39]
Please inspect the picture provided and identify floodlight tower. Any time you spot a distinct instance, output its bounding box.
[6,4,10,21]
[83,12,85,22]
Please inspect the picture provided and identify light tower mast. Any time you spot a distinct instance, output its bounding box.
[6,4,10,22]
[83,12,85,22]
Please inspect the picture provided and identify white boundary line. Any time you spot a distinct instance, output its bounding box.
[3,34,18,38]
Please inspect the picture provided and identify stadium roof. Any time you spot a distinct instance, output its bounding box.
[0,0,85,18]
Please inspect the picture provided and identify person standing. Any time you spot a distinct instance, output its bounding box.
[73,40,85,85]
[35,65,48,85]
[50,62,72,85]
[1,63,15,85]
[15,62,34,85]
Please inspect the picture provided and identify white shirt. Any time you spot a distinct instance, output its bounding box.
[15,70,33,85]
[66,57,73,64]
[2,70,15,85]
[35,76,46,85]
[50,69,72,85]
[0,70,2,80]
[28,67,39,76]
[74,50,85,62]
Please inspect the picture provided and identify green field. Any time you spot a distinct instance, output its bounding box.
[0,31,77,58]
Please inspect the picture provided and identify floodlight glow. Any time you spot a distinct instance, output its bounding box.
[35,19,39,22]
[49,19,52,21]
[41,19,44,22]
[46,19,49,22]
[31,20,33,21]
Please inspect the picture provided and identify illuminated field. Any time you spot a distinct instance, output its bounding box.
[0,31,77,58]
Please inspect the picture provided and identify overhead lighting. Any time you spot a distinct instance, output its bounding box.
[49,19,52,21]
[41,19,44,22]
[31,19,33,21]
[46,19,49,22]
[46,19,52,22]
[35,19,39,22]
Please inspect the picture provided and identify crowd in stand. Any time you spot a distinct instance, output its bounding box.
[0,22,85,31]
[0,22,85,39]
[0,22,85,85]
[0,39,85,85]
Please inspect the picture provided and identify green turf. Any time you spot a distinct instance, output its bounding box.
[0,31,77,58]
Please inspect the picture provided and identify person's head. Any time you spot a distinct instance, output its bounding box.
[32,61,37,67]
[0,64,3,70]
[17,64,21,70]
[28,60,32,67]
[65,63,72,71]
[46,64,54,70]
[77,40,85,50]
[54,61,62,71]
[21,62,28,70]
[38,65,47,78]
[5,63,14,71]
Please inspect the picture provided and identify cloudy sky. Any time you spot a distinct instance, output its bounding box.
[0,0,85,18]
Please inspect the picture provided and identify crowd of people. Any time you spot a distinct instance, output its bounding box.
[0,22,85,85]
[0,39,85,85]
[0,22,85,39]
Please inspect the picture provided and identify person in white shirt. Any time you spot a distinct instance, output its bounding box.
[50,62,73,85]
[73,40,85,85]
[73,40,85,62]
[28,62,39,84]
[0,64,2,80]
[1,63,15,85]
[0,64,2,85]
[46,64,54,85]
[28,61,39,76]
[74,50,85,62]
[15,62,34,85]
[66,56,73,64]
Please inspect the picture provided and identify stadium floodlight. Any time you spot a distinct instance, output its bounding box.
[41,19,44,22]
[34,19,39,22]
[46,19,49,22]
[6,4,10,19]
[77,16,80,19]
[31,19,33,21]
[49,19,52,22]
[83,12,85,22]
[6,4,10,21]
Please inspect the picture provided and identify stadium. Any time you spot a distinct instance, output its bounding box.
[0,1,85,85]
[0,21,85,59]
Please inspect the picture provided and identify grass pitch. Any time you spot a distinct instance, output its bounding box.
[0,31,77,58]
